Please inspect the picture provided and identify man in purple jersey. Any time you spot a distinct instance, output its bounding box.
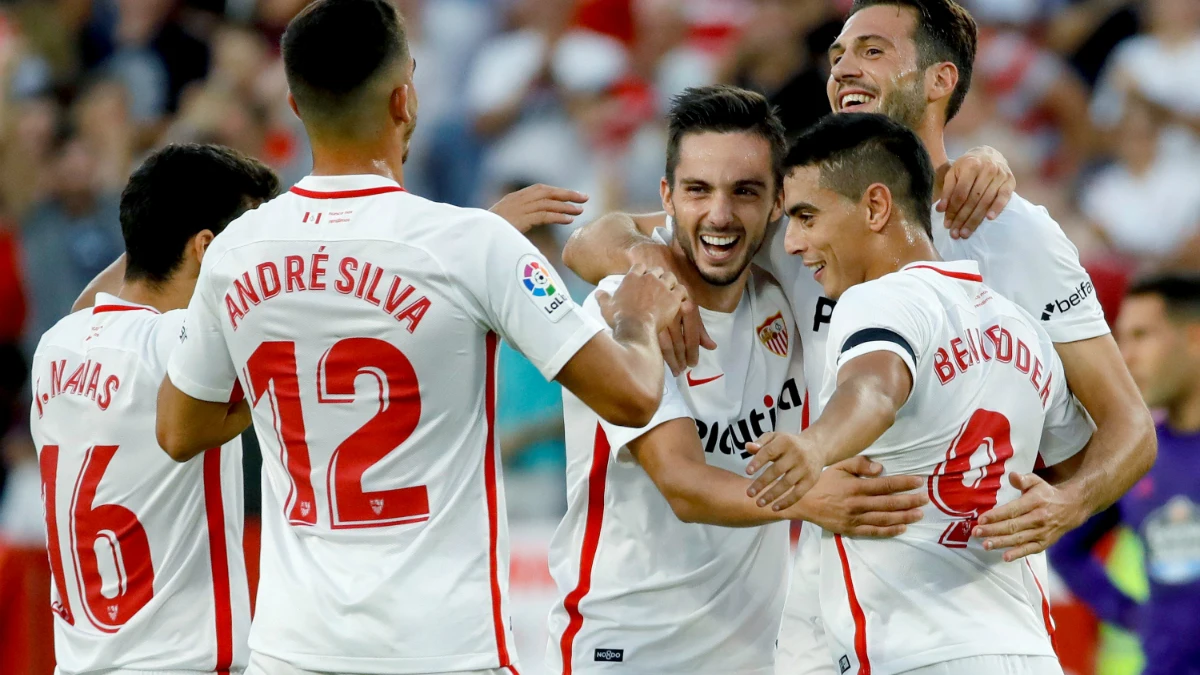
[1052,275,1200,675]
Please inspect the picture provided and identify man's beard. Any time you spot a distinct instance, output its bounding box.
[878,77,927,131]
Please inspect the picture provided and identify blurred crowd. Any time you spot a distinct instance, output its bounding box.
[0,0,1196,668]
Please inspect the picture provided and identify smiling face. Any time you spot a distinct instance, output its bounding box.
[664,131,780,286]
[827,5,931,129]
[781,165,872,300]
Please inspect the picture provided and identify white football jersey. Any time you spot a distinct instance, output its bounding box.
[546,269,802,675]
[755,194,1110,418]
[30,294,248,674]
[761,195,1110,675]
[815,260,1093,674]
[166,174,603,674]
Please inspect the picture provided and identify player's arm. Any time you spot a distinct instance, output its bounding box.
[561,211,665,285]
[555,267,686,428]
[561,211,713,374]
[633,418,926,531]
[71,254,127,312]
[156,379,251,462]
[975,335,1155,559]
[745,351,914,510]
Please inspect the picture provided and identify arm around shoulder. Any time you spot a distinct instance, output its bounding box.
[562,211,668,285]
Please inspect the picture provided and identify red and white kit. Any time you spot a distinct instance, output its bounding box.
[814,261,1093,674]
[167,174,602,674]
[547,269,802,675]
[31,294,248,674]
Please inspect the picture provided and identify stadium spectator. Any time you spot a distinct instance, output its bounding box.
[19,131,122,354]
[1080,97,1200,269]
[1052,275,1200,675]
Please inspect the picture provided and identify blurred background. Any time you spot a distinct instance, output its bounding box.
[0,0,1196,673]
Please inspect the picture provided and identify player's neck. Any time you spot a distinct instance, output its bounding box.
[916,115,951,190]
[670,242,747,313]
[1167,385,1200,434]
[866,231,941,283]
[117,279,191,313]
[308,139,406,186]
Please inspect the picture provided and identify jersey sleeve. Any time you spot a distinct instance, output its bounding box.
[166,263,240,403]
[1037,343,1095,466]
[454,210,604,381]
[949,197,1109,344]
[827,280,930,385]
[585,276,692,454]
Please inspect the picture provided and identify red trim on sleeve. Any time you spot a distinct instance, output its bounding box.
[484,333,515,670]
[905,265,983,283]
[558,424,612,675]
[834,534,871,674]
[203,449,234,672]
[288,185,405,199]
[92,304,160,315]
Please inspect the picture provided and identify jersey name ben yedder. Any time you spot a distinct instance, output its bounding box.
[166,174,602,674]
[547,268,802,675]
[766,194,1109,675]
[816,260,1093,674]
[31,294,248,674]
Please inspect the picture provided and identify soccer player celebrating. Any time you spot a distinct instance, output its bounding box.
[547,86,927,675]
[750,111,1089,675]
[562,2,1153,670]
[154,1,686,674]
[31,144,279,674]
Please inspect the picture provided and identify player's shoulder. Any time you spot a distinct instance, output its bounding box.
[961,192,1072,251]
[33,309,93,355]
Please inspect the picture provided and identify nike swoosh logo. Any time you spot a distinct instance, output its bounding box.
[686,371,724,387]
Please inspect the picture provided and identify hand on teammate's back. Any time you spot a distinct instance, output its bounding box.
[972,472,1086,562]
[489,183,589,233]
[627,243,716,376]
[937,145,1016,240]
[743,431,826,511]
[595,263,689,336]
[784,457,928,537]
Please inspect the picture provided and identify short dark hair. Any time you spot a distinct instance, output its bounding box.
[850,0,977,122]
[282,0,409,135]
[785,112,935,236]
[121,144,279,285]
[665,85,788,191]
[1128,275,1200,321]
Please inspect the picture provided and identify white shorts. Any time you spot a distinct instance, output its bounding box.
[245,651,515,675]
[776,524,838,675]
[899,655,1064,675]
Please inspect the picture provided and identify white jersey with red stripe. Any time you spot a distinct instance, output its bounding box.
[30,294,248,674]
[759,194,1110,675]
[814,260,1093,675]
[166,174,603,674]
[546,269,802,675]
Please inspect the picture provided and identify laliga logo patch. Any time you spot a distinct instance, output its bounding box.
[517,254,571,323]
[523,261,556,297]
[757,312,789,357]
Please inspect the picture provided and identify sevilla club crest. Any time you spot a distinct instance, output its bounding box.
[757,312,789,357]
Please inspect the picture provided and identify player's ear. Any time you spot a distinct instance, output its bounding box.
[390,85,413,125]
[191,230,216,265]
[864,183,892,233]
[660,177,675,217]
[770,182,784,223]
[287,92,300,120]
[927,61,959,108]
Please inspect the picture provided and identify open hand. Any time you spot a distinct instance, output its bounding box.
[744,432,825,511]
[782,456,927,536]
[937,146,1015,239]
[973,472,1087,562]
[489,184,588,233]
